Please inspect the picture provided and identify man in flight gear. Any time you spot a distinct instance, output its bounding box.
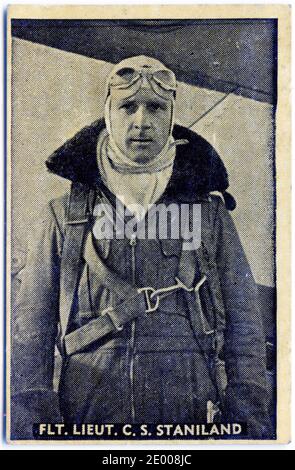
[11,56,272,439]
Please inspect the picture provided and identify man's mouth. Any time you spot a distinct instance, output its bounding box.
[129,138,153,143]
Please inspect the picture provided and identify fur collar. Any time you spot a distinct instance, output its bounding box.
[46,119,236,210]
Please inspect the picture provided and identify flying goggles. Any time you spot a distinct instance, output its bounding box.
[107,66,177,99]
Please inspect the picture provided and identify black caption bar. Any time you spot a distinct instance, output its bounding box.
[32,422,247,440]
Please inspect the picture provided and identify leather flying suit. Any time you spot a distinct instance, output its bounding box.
[11,120,272,439]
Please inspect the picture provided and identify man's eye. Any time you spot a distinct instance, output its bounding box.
[120,102,136,112]
[148,102,167,112]
[147,103,161,111]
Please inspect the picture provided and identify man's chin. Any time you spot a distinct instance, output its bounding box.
[132,154,157,164]
[124,148,159,164]
[125,142,161,164]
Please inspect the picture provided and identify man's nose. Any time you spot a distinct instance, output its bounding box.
[133,106,151,129]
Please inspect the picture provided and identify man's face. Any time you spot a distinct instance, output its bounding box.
[109,88,172,163]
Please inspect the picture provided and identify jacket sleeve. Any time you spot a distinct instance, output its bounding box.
[11,199,65,439]
[214,198,273,438]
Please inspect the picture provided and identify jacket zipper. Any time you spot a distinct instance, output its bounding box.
[129,233,137,422]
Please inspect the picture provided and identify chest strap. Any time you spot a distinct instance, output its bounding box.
[64,291,147,355]
[62,233,207,356]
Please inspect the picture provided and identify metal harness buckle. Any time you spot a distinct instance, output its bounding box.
[137,287,160,313]
[138,275,207,314]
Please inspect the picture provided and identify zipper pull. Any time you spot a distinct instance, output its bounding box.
[129,233,137,247]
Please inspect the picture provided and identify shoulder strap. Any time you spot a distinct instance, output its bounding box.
[176,200,227,407]
[59,183,96,342]
[179,247,226,409]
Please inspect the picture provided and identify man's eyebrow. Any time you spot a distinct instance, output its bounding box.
[118,97,135,105]
[147,99,167,106]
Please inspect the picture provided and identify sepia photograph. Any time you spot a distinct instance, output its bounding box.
[6,5,291,444]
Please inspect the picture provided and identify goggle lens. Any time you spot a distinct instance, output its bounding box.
[109,67,176,92]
